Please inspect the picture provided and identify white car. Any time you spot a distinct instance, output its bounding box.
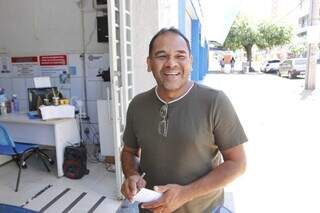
[261,59,281,73]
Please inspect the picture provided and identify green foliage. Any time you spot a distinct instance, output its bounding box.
[223,16,293,70]
[224,16,292,51]
[256,22,292,49]
[223,17,256,51]
[288,42,307,57]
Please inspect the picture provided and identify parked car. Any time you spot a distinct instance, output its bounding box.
[260,59,281,73]
[278,58,307,79]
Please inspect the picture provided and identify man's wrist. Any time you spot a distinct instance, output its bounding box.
[125,170,140,178]
[182,184,195,202]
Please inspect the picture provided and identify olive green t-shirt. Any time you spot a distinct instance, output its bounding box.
[123,83,247,213]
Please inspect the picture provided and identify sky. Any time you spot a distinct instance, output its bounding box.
[200,0,299,43]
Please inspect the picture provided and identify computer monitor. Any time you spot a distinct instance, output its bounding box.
[27,87,61,111]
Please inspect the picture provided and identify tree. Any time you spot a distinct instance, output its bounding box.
[224,16,292,71]
[256,22,292,50]
[224,17,256,71]
[288,41,307,57]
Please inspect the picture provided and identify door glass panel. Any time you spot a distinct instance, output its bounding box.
[127,58,132,71]
[115,10,120,25]
[126,44,132,56]
[128,73,132,85]
[126,29,131,41]
[126,14,131,27]
[116,42,121,56]
[117,58,121,71]
[125,0,130,11]
[116,27,120,41]
[115,0,120,9]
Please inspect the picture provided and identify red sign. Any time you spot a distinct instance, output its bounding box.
[39,55,67,66]
[11,56,38,63]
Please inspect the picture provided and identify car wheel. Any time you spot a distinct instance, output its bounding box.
[288,72,294,79]
[277,71,281,77]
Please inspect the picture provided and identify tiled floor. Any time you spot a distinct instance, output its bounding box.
[0,149,121,212]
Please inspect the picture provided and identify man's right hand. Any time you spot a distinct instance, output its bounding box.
[121,174,146,202]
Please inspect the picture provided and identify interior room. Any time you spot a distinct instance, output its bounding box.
[0,0,213,212]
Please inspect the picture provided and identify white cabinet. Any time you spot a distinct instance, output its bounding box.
[97,100,114,156]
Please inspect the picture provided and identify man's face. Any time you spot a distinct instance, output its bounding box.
[147,32,192,93]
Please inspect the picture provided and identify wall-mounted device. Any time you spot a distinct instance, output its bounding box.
[97,15,108,43]
[93,0,107,10]
[96,68,110,82]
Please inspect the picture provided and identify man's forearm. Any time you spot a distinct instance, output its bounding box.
[121,150,141,178]
[184,160,246,202]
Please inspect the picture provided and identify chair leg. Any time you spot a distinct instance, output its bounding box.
[37,151,51,172]
[13,157,20,168]
[37,149,54,164]
[23,152,35,161]
[15,161,22,192]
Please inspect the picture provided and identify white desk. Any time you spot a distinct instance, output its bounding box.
[0,113,80,177]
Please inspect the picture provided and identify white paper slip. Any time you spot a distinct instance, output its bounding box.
[133,188,163,203]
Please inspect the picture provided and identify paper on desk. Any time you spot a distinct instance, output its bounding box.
[133,188,163,203]
[34,77,51,88]
[39,105,75,120]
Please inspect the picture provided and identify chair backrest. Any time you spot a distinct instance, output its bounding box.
[0,124,15,148]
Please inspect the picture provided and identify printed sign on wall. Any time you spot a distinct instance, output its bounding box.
[11,56,40,77]
[39,55,67,66]
[0,54,12,77]
[39,54,68,77]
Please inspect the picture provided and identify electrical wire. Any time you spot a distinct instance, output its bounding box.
[274,0,307,23]
[85,10,99,50]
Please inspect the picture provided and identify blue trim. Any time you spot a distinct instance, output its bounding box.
[178,0,186,34]
[191,20,200,81]
[200,41,209,80]
[204,41,209,76]
[200,43,205,80]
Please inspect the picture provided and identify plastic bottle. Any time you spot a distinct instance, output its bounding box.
[0,102,7,115]
[11,94,19,113]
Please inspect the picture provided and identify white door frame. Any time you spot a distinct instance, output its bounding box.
[107,0,133,198]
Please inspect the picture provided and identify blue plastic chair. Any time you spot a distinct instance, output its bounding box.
[0,203,38,213]
[0,124,54,192]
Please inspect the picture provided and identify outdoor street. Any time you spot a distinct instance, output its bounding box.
[201,71,320,213]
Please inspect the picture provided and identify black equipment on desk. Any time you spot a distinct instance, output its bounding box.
[63,143,89,179]
[27,87,62,111]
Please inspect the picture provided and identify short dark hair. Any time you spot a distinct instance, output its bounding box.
[148,27,191,56]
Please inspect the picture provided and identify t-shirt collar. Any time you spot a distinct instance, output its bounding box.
[155,82,195,104]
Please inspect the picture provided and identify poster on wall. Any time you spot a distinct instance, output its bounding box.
[67,54,82,77]
[0,54,12,78]
[11,56,40,77]
[39,54,69,78]
[85,53,109,80]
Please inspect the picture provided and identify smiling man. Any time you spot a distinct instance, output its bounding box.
[120,27,247,213]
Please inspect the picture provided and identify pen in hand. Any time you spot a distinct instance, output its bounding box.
[129,172,146,203]
[140,172,146,180]
[137,172,146,191]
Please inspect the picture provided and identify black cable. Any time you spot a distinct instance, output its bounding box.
[274,0,306,23]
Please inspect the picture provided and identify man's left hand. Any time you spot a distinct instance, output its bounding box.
[141,184,190,213]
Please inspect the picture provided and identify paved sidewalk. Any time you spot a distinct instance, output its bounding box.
[201,73,320,213]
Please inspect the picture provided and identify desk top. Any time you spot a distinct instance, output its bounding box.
[0,113,75,125]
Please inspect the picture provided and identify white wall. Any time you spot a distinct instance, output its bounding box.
[0,0,109,140]
[158,0,179,29]
[185,11,192,43]
[0,0,107,55]
[132,0,158,95]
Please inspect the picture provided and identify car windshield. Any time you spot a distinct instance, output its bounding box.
[268,60,280,63]
[294,58,307,65]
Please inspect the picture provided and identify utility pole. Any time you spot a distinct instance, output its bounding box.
[305,0,320,90]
